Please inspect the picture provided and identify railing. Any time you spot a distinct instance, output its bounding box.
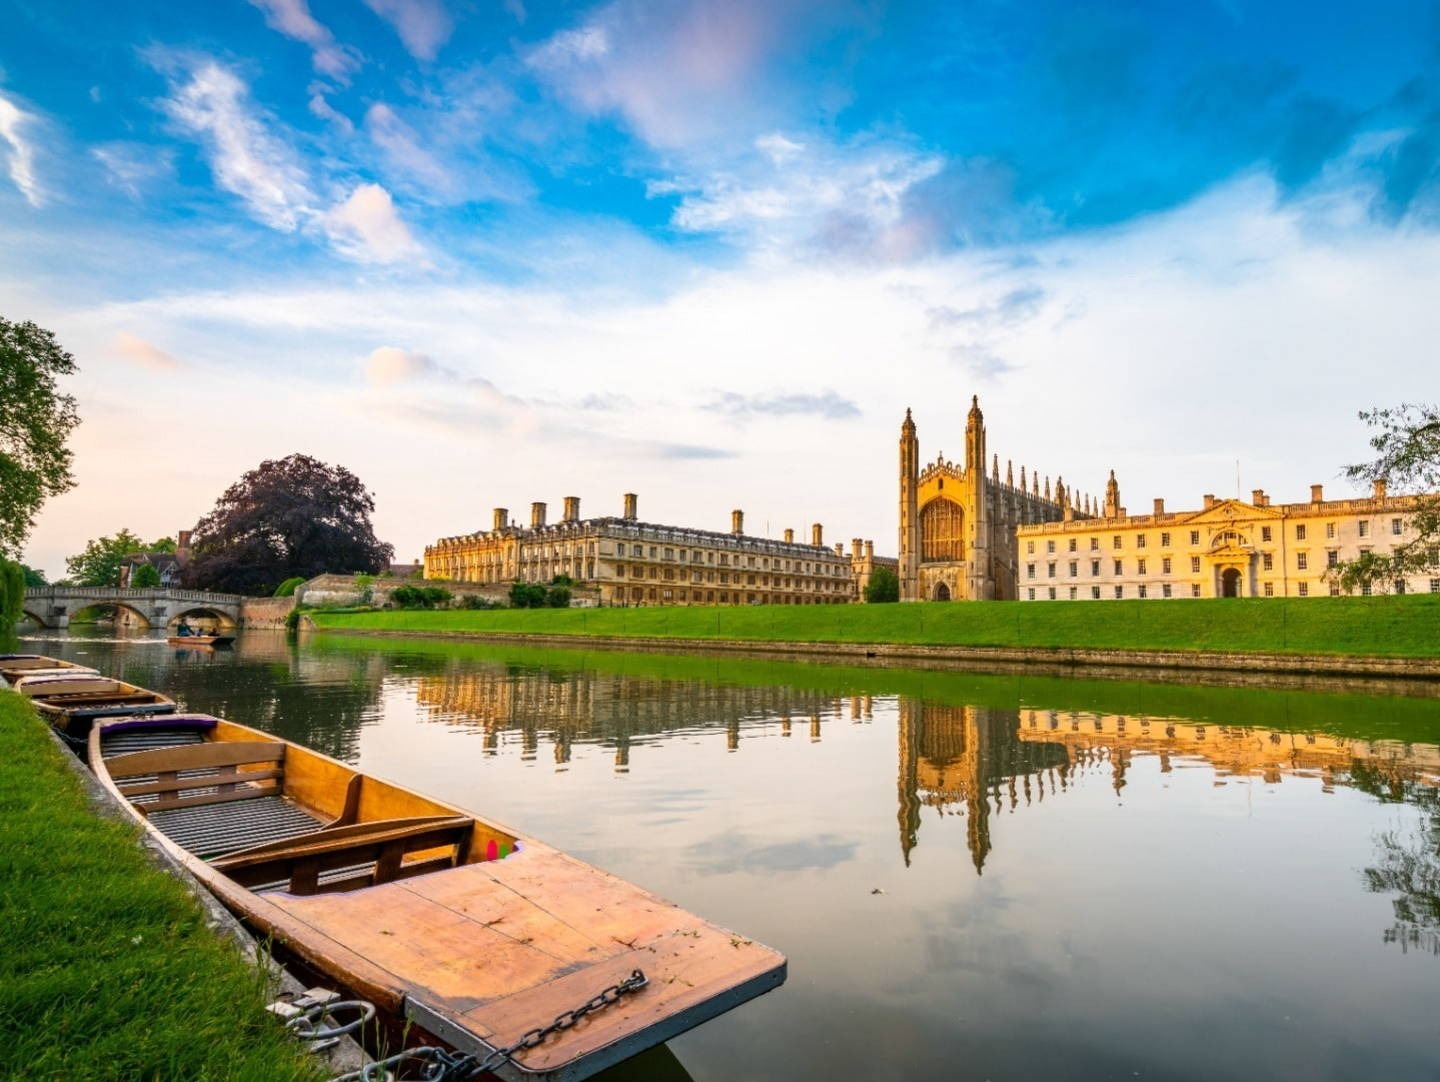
[23,586,243,605]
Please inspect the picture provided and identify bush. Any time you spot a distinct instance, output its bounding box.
[130,563,161,588]
[274,576,306,597]
[551,574,574,586]
[508,582,548,609]
[390,584,453,609]
[457,594,499,610]
[546,586,571,608]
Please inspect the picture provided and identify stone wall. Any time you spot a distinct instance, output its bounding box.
[238,595,297,629]
[296,573,597,608]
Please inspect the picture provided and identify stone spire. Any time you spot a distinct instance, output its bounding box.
[992,453,1000,483]
[1020,464,1027,491]
[1104,469,1121,519]
[1044,476,1051,501]
[1006,459,1014,487]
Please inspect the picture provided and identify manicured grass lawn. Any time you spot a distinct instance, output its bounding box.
[0,692,326,1082]
[311,594,1440,658]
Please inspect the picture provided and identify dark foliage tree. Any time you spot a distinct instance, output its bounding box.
[1332,404,1440,593]
[20,564,45,587]
[0,318,81,557]
[182,454,393,596]
[130,562,162,588]
[864,565,900,603]
[0,559,24,629]
[65,528,146,587]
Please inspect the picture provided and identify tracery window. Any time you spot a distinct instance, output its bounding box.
[920,498,965,563]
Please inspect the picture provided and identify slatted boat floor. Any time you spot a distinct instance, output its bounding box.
[149,796,327,860]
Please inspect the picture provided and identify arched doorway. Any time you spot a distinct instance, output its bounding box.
[934,582,951,601]
[1221,568,1241,598]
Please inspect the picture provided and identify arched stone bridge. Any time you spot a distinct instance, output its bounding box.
[21,586,244,630]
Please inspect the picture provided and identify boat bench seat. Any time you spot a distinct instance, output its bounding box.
[212,815,475,896]
[104,740,288,814]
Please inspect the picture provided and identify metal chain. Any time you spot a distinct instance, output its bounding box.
[331,969,648,1082]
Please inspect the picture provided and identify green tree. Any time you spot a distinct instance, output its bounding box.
[130,563,162,588]
[1332,404,1440,593]
[864,566,900,603]
[0,559,23,628]
[0,319,81,558]
[20,564,45,587]
[65,529,146,587]
[149,537,178,554]
[274,576,306,598]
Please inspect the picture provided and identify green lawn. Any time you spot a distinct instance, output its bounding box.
[0,692,327,1082]
[311,594,1440,658]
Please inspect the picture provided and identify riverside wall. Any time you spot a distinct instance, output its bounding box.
[237,595,296,629]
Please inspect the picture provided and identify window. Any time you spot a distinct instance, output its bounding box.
[1396,580,1407,595]
[1090,537,1100,551]
[1114,585,1124,599]
[1357,521,1369,538]
[1160,532,1170,547]
[1190,556,1201,573]
[1113,535,1123,549]
[1092,586,1101,599]
[1047,562,1056,578]
[1296,552,1308,570]
[1330,584,1341,596]
[1138,584,1147,598]
[1264,583,1274,597]
[1113,559,1123,575]
[1327,550,1339,567]
[1137,558,1148,574]
[1027,588,1035,600]
[1326,522,1336,539]
[1361,582,1372,596]
[1296,524,1307,541]
[1162,557,1172,574]
[1430,578,1440,593]
[1047,540,1056,554]
[1048,587,1057,600]
[1091,559,1101,576]
[1027,541,1035,554]
[1137,534,1147,549]
[1068,538,1077,552]
[1027,563,1035,579]
[1069,561,1078,577]
[1190,531,1200,545]
[1192,584,1201,597]
[1162,584,1173,598]
[1262,553,1273,571]
[1068,586,1077,599]
[1393,518,1404,536]
[1299,582,1309,597]
[1261,526,1272,542]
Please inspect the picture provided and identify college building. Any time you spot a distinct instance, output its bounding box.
[1013,476,1435,600]
[424,494,894,606]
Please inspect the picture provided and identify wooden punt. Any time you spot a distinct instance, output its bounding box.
[166,635,236,648]
[0,654,99,686]
[14,672,176,738]
[89,715,786,1081]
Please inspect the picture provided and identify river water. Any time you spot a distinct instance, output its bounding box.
[15,628,1440,1081]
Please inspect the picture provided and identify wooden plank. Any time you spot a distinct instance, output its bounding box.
[215,816,471,867]
[106,741,285,779]
[119,767,282,798]
[147,783,281,813]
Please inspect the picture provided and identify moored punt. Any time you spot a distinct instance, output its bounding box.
[166,635,236,648]
[89,715,786,1081]
[0,654,99,686]
[14,672,175,740]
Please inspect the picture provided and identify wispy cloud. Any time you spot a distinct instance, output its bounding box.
[113,332,184,371]
[324,183,426,264]
[364,103,455,198]
[363,0,453,62]
[0,91,44,207]
[704,390,860,421]
[363,346,443,384]
[92,142,175,199]
[247,0,361,80]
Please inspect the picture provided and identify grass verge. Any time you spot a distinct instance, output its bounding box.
[310,594,1440,659]
[0,691,327,1082]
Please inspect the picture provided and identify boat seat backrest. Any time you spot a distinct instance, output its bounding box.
[211,815,475,895]
[105,741,287,813]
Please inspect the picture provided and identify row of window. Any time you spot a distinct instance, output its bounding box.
[1027,547,1388,580]
[611,542,842,575]
[1026,518,1407,555]
[613,565,842,590]
[1027,578,1440,600]
[612,586,844,604]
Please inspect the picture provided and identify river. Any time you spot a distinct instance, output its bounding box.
[14,628,1440,1081]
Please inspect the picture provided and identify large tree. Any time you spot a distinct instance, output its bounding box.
[864,565,900,603]
[182,454,393,595]
[65,528,146,587]
[1333,404,1440,593]
[0,318,81,557]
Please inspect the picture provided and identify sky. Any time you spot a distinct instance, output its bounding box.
[3,0,1440,578]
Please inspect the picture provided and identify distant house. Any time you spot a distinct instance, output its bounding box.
[118,530,193,587]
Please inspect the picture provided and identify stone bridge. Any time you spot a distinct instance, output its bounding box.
[20,586,245,630]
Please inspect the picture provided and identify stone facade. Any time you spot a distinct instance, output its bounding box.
[899,397,1081,601]
[1014,478,1438,600]
[425,495,874,606]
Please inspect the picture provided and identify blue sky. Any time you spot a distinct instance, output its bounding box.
[3,0,1439,574]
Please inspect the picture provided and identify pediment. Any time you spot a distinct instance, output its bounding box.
[1206,544,1255,561]
[1178,499,1283,525]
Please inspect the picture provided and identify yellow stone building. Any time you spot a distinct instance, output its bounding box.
[1014,477,1436,600]
[899,396,1084,601]
[425,493,885,606]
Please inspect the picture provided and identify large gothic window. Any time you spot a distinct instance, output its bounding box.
[921,498,966,563]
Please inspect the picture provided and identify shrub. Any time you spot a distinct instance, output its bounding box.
[354,573,375,605]
[390,584,453,609]
[508,582,548,609]
[457,594,498,610]
[274,576,306,597]
[545,586,572,608]
[130,563,162,588]
[551,574,574,586]
[0,559,24,628]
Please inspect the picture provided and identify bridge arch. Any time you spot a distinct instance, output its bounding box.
[169,606,238,631]
[19,606,50,628]
[71,602,154,629]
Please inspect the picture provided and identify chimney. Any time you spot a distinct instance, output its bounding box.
[1310,484,1324,503]
[493,507,508,531]
[177,529,193,563]
[1373,479,1388,500]
[783,528,794,543]
[834,542,845,557]
[852,538,863,560]
[865,540,874,559]
[563,496,581,522]
[731,509,744,535]
[1250,489,1264,506]
[1203,494,1216,510]
[530,502,547,528]
[622,493,638,520]
[1153,498,1165,516]
[812,523,824,547]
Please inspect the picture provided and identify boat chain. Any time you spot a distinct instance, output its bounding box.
[330,969,649,1082]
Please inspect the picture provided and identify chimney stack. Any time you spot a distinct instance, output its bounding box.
[177,530,193,562]
[1310,484,1324,503]
[731,509,744,535]
[834,542,845,557]
[1373,479,1388,500]
[1203,494,1216,509]
[492,507,508,531]
[783,528,794,543]
[623,493,638,520]
[812,523,824,547]
[563,496,580,522]
[530,502,547,528]
[865,540,874,559]
[1154,498,1165,516]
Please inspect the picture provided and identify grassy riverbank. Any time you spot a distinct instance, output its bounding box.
[310,594,1440,658]
[0,692,326,1081]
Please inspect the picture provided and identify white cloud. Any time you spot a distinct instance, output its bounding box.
[324,183,425,264]
[0,91,43,207]
[308,87,355,135]
[92,143,175,198]
[113,332,185,371]
[364,103,455,198]
[157,58,316,231]
[363,345,441,384]
[363,0,453,62]
[247,0,361,80]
